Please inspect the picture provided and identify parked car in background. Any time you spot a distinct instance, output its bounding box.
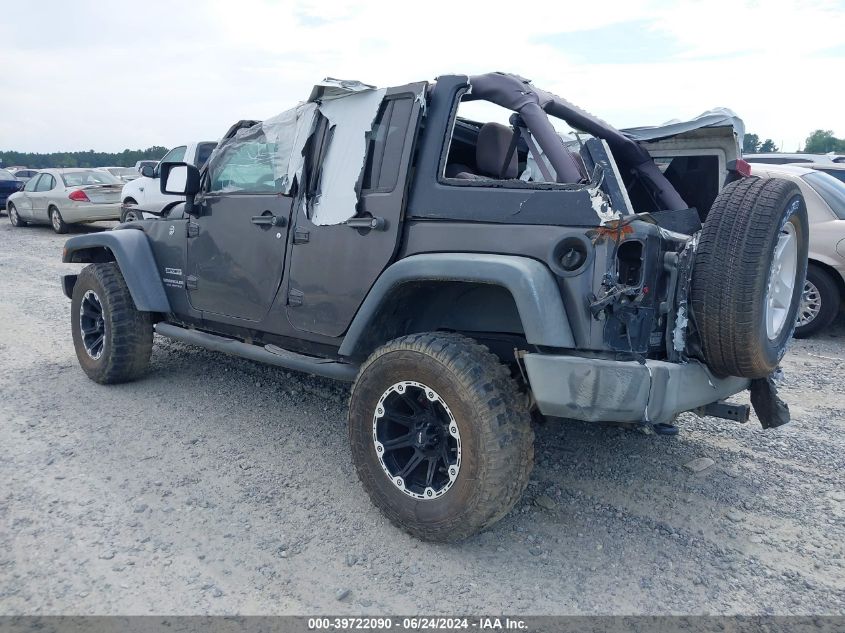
[801,163,845,184]
[11,169,40,182]
[7,169,123,233]
[134,160,158,172]
[750,163,845,336]
[749,152,845,183]
[98,166,140,183]
[0,168,24,211]
[746,152,845,166]
[122,142,217,221]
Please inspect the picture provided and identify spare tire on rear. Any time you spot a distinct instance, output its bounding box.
[691,176,808,378]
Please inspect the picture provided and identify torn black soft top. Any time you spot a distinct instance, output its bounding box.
[465,72,687,211]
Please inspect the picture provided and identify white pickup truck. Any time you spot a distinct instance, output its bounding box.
[120,141,217,221]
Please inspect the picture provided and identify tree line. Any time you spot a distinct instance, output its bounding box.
[744,129,845,155]
[3,129,843,168]
[0,147,169,169]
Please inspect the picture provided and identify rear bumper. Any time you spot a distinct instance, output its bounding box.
[61,203,121,223]
[523,354,749,425]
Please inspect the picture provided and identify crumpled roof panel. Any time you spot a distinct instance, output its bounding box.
[622,108,745,146]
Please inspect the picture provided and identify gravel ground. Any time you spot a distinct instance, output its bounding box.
[1,217,844,616]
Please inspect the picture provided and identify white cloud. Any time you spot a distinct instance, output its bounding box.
[654,0,845,58]
[0,0,841,153]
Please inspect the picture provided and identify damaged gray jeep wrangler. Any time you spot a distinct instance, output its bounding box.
[61,72,808,541]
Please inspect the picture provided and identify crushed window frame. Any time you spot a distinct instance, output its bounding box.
[203,78,386,226]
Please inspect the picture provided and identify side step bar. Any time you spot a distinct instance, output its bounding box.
[154,322,359,382]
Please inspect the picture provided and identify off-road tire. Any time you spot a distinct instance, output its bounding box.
[794,264,840,338]
[50,206,68,234]
[691,176,808,378]
[71,263,153,384]
[8,203,26,227]
[348,332,534,542]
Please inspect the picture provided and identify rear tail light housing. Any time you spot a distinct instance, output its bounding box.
[68,189,90,202]
[729,159,752,178]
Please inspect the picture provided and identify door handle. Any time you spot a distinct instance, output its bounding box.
[251,214,286,227]
[345,216,386,231]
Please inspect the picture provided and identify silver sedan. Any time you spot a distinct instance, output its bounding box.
[7,169,123,233]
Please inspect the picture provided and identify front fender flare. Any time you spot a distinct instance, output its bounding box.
[338,253,575,357]
[62,230,170,313]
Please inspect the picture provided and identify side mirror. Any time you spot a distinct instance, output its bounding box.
[140,164,155,178]
[159,162,201,215]
[160,162,200,196]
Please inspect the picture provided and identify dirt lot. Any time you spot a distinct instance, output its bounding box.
[1,217,844,616]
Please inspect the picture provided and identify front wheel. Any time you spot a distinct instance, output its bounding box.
[121,199,143,223]
[348,333,534,542]
[8,203,26,227]
[71,263,153,384]
[794,265,841,338]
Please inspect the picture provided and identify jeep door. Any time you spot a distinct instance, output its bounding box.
[186,135,292,322]
[285,83,424,337]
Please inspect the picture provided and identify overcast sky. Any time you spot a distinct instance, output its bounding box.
[2,0,843,154]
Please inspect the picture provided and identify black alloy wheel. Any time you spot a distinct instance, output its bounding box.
[79,289,106,360]
[373,380,461,500]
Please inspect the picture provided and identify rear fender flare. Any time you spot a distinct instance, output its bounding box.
[61,230,170,313]
[338,253,575,358]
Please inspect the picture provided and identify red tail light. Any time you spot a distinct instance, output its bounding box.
[734,159,752,177]
[68,189,90,202]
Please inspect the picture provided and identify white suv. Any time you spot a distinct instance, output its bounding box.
[121,141,216,221]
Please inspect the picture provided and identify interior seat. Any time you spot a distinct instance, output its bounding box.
[449,122,518,180]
